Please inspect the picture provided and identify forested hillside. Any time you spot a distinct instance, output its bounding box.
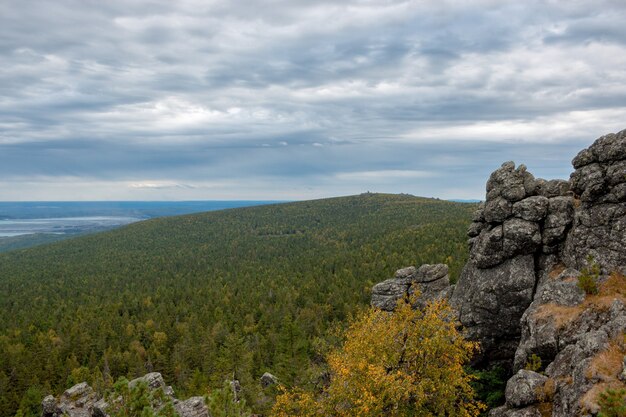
[0,194,476,416]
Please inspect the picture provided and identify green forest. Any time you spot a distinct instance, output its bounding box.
[0,194,476,416]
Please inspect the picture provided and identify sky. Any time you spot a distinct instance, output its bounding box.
[1,0,625,201]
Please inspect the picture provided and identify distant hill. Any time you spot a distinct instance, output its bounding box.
[0,193,475,416]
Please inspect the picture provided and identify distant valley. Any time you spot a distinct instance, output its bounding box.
[0,201,281,252]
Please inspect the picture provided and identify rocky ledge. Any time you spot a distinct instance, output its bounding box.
[42,372,208,417]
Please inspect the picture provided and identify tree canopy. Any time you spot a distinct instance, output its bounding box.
[0,194,476,416]
[272,293,485,417]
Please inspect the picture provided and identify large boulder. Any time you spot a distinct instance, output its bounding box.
[450,255,537,364]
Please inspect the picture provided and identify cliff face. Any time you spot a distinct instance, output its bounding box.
[372,129,626,416]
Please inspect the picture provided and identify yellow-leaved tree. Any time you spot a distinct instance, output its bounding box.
[272,293,485,417]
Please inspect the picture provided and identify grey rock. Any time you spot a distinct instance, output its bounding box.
[563,202,626,274]
[56,382,99,417]
[503,218,541,257]
[572,129,626,167]
[468,221,486,237]
[450,255,537,363]
[410,264,450,308]
[92,399,108,417]
[372,264,451,311]
[260,372,278,388]
[486,162,530,202]
[513,271,586,371]
[371,278,409,311]
[614,182,626,201]
[505,370,548,408]
[42,395,57,417]
[129,372,166,390]
[570,163,606,202]
[536,179,571,198]
[394,266,416,280]
[489,405,542,417]
[620,356,626,382]
[472,204,486,222]
[542,226,568,247]
[545,197,574,228]
[563,130,626,274]
[61,382,93,402]
[230,379,241,402]
[472,225,505,268]
[572,147,596,169]
[484,197,513,223]
[175,396,209,417]
[512,196,549,222]
[415,263,448,283]
[606,159,626,186]
[43,373,207,417]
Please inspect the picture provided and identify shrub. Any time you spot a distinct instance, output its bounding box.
[578,256,600,295]
[524,354,543,373]
[598,388,626,417]
[469,365,508,410]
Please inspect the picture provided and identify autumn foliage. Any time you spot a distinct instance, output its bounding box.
[272,294,485,417]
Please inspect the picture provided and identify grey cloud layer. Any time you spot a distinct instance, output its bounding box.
[1,0,625,200]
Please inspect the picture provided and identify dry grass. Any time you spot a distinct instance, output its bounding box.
[533,303,583,328]
[581,337,626,413]
[533,271,626,329]
[536,402,553,417]
[580,381,626,414]
[534,379,556,417]
[548,263,566,279]
[600,271,626,299]
[586,340,626,381]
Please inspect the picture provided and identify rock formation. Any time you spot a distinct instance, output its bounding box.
[371,263,452,311]
[449,160,575,364]
[371,129,626,417]
[41,372,209,417]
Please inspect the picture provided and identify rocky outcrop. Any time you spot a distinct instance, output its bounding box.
[371,264,451,311]
[449,159,574,364]
[370,129,626,417]
[41,372,208,417]
[483,130,626,416]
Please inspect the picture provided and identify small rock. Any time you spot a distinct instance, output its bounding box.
[42,395,57,417]
[129,372,166,390]
[260,372,278,388]
[175,396,209,417]
[505,370,549,408]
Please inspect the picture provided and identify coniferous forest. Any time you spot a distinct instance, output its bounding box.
[0,194,476,416]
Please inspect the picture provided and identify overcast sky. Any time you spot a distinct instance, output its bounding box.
[1,0,625,201]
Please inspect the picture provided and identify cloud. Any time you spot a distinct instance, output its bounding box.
[0,0,624,200]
